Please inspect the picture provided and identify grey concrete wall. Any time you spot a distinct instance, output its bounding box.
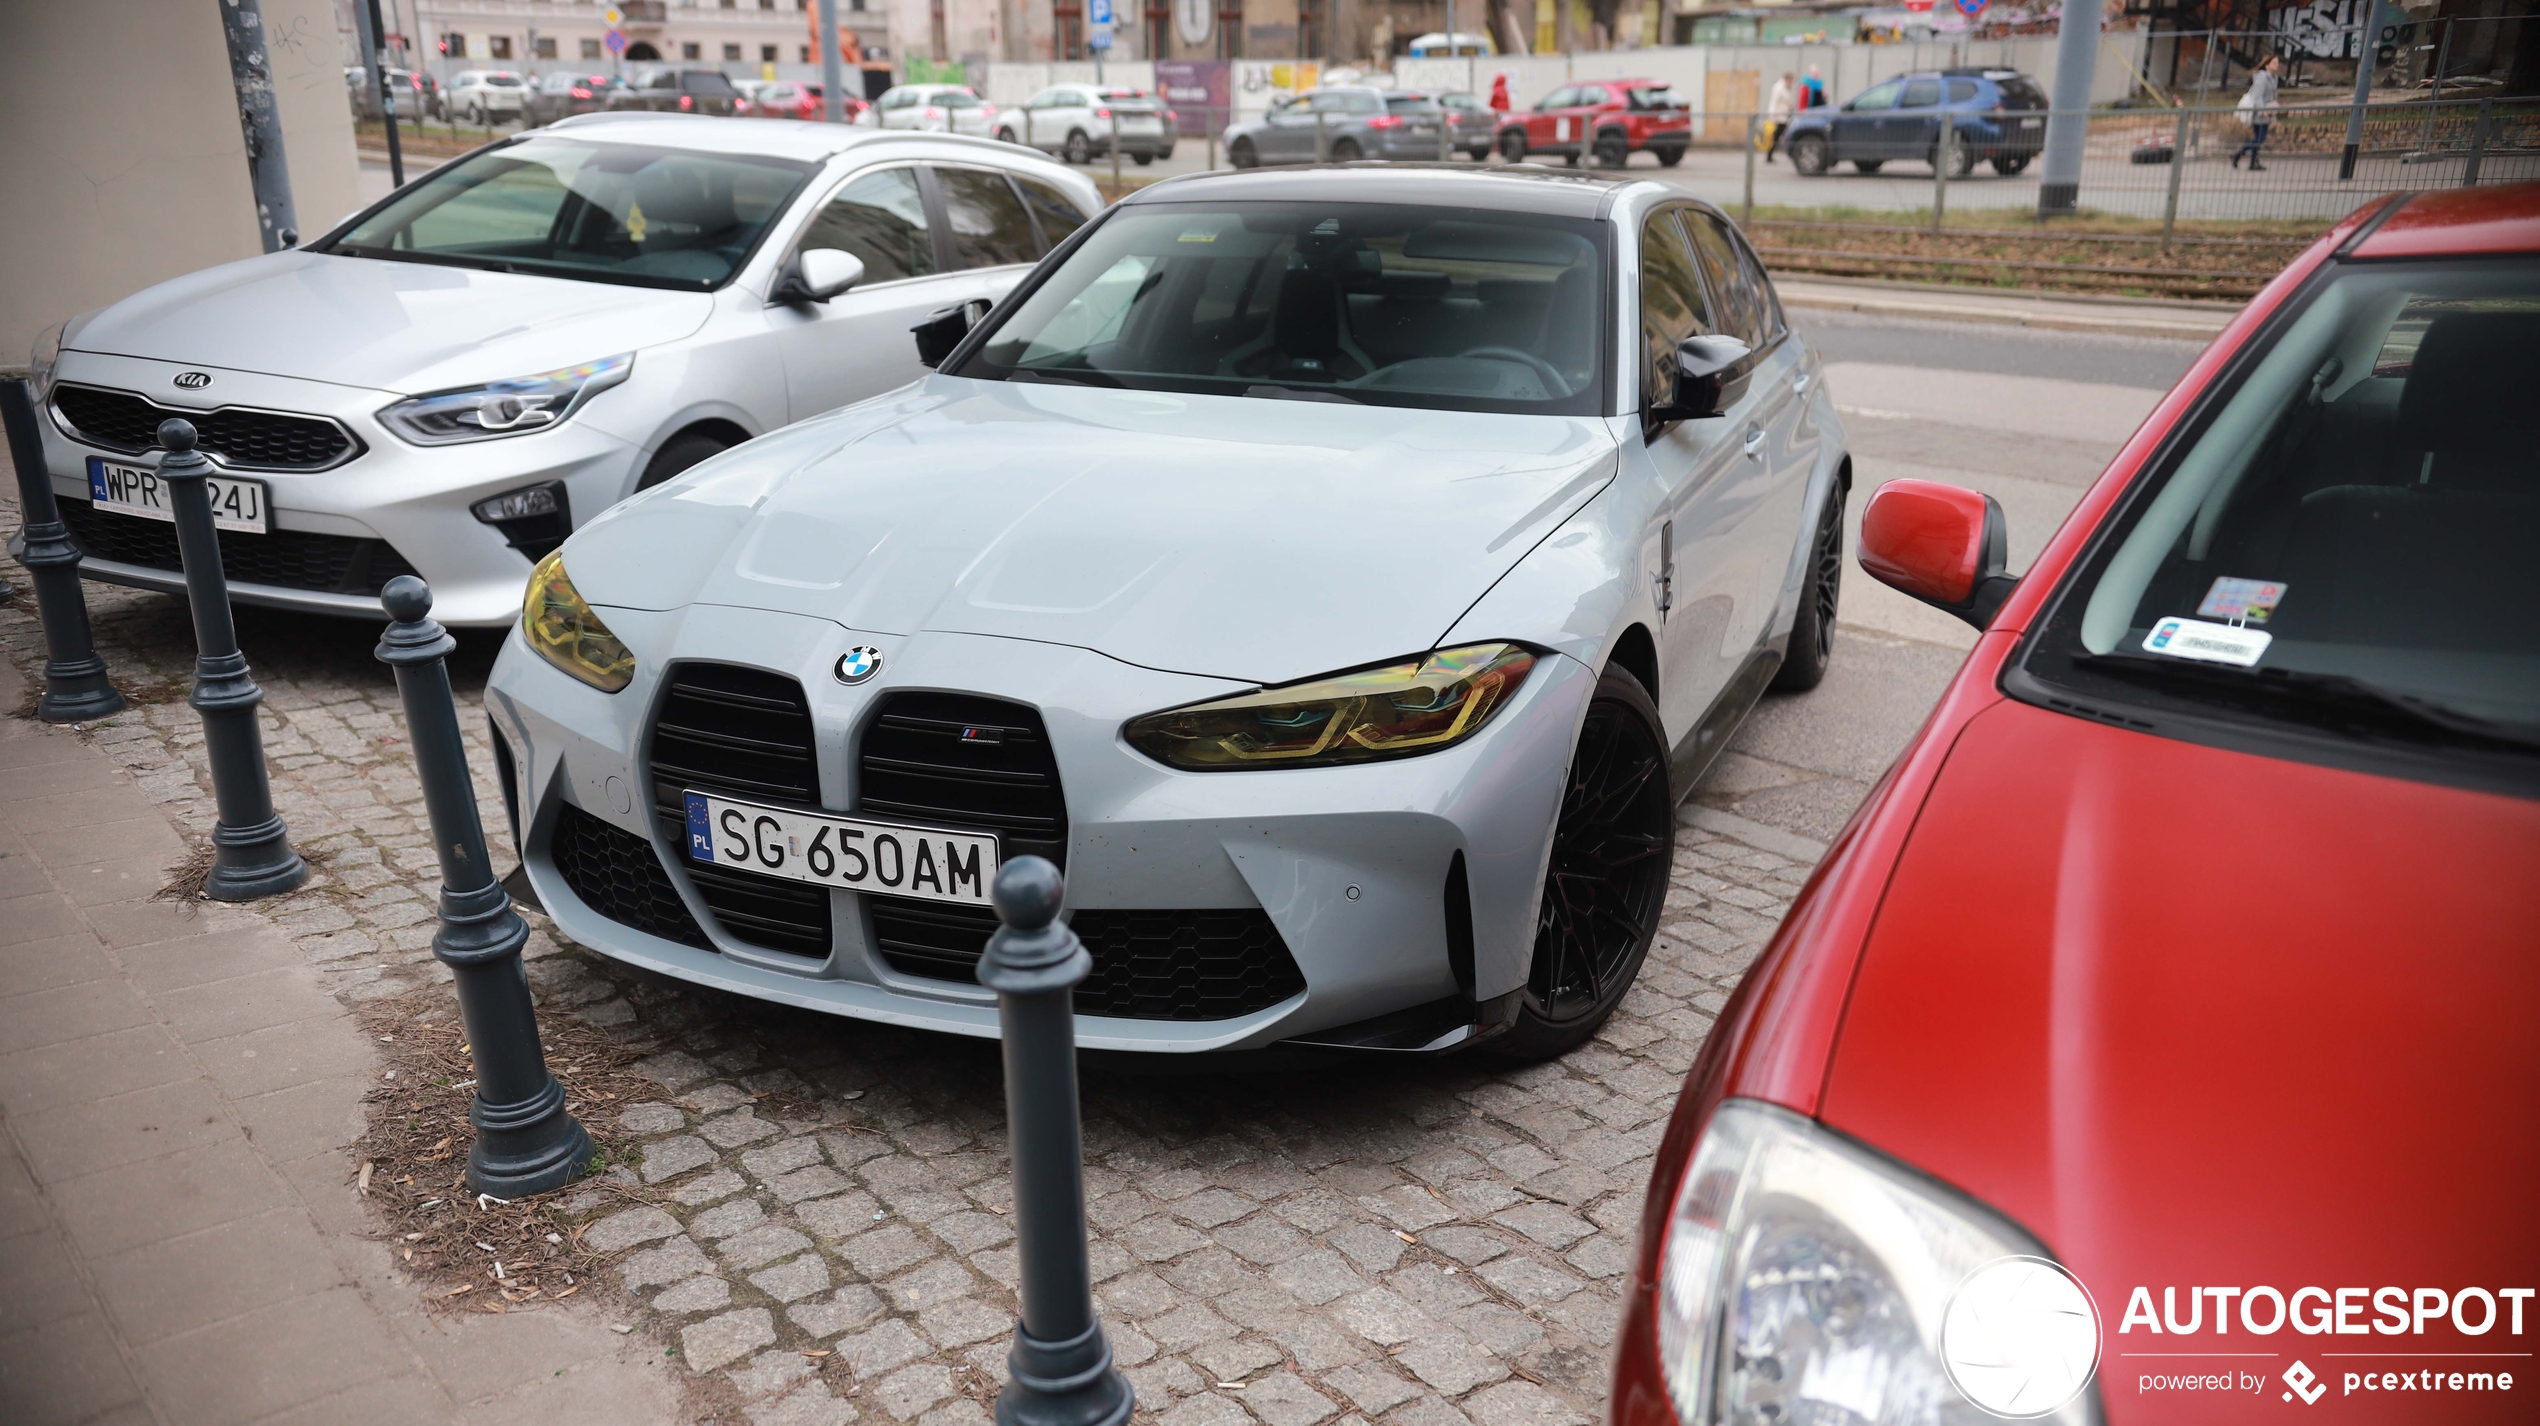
[0,0,362,361]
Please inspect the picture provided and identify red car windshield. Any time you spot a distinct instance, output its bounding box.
[2014,258,2540,784]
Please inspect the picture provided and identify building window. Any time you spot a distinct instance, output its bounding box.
[799,43,812,59]
[581,37,603,57]
[488,34,514,58]
[761,0,777,9]
[534,36,559,58]
[682,40,702,57]
[761,43,779,60]
[723,42,742,58]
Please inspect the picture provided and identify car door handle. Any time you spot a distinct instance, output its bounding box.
[1793,372,1812,396]
[1743,425,1766,459]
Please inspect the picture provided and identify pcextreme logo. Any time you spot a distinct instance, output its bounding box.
[2116,1284,2530,1410]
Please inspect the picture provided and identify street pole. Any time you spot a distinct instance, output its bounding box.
[1110,107,1122,188]
[819,0,847,122]
[2035,0,2098,216]
[978,858,1134,1426]
[363,0,408,188]
[156,420,308,902]
[217,0,301,250]
[0,379,124,723]
[1931,117,1951,234]
[1742,113,1757,223]
[376,577,595,1198]
[2160,101,2187,245]
[2338,0,2386,181]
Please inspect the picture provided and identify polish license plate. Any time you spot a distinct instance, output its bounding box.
[684,792,998,907]
[1413,122,1436,133]
[86,455,269,534]
[2020,118,2043,129]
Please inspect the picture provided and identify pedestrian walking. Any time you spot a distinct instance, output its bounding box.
[1764,72,1795,163]
[2233,55,2281,171]
[1800,66,1827,111]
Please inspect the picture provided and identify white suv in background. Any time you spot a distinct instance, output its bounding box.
[26,116,1096,628]
[998,83,1175,166]
[870,84,998,137]
[448,69,529,123]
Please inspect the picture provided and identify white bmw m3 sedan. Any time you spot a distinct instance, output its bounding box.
[483,165,1851,1059]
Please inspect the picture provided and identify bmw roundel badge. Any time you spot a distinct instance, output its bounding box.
[834,646,883,685]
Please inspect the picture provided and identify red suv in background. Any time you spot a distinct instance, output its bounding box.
[1612,183,2540,1426]
[1497,78,1692,168]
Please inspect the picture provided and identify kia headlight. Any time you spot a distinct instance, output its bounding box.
[380,353,632,445]
[521,551,633,692]
[1124,643,1535,771]
[1658,1100,2098,1425]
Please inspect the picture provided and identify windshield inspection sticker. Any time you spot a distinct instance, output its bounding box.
[2145,616,2272,667]
[2197,576,2288,624]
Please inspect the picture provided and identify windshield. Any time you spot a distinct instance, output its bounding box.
[953,200,1608,416]
[321,138,814,291]
[2017,260,2540,776]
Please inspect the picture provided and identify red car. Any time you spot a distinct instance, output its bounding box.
[1612,182,2540,1426]
[1496,78,1691,168]
[749,80,868,123]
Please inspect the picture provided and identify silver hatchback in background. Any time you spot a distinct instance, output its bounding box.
[996,84,1175,166]
[872,84,999,137]
[1224,87,1452,167]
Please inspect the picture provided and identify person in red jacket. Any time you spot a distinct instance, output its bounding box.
[1489,72,1510,113]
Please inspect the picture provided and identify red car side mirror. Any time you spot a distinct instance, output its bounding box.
[1858,478,2018,630]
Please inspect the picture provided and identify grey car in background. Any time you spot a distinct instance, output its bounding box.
[1224,87,1452,166]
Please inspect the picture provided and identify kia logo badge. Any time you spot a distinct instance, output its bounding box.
[173,371,213,389]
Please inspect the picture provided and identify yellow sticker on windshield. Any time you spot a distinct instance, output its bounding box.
[626,202,649,243]
[1177,229,1218,243]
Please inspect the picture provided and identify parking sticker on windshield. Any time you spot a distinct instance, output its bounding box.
[2196,577,2288,624]
[2144,616,2271,667]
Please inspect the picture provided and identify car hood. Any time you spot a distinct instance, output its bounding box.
[1822,700,2540,1415]
[67,249,714,394]
[565,377,1618,686]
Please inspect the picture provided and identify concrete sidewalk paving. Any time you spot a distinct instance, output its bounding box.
[1778,274,2241,341]
[0,660,681,1426]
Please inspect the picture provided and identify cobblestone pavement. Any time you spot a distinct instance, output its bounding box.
[0,554,1819,1426]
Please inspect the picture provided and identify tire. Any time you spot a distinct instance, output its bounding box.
[1652,145,1685,167]
[1933,139,1976,178]
[1498,130,1527,162]
[1329,137,1361,162]
[1561,149,1580,167]
[1791,133,1831,176]
[1489,666,1675,1062]
[635,430,731,493]
[1133,152,1154,165]
[1593,131,1628,168]
[1992,153,2031,176]
[1230,137,1258,169]
[995,127,1018,144]
[1468,146,1493,162]
[1771,482,1846,693]
[1853,159,1884,174]
[1063,129,1092,164]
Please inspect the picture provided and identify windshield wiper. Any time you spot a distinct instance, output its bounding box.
[1242,385,1362,405]
[2081,651,2540,753]
[1007,366,1120,389]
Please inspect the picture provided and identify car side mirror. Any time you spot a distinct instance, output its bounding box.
[1857,478,2019,630]
[912,297,991,369]
[1647,334,1752,428]
[775,248,865,305]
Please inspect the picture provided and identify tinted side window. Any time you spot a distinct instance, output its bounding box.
[1849,80,1901,112]
[1949,79,1980,102]
[1640,211,1714,401]
[1684,213,1767,350]
[798,167,935,282]
[1014,177,1088,251]
[1901,79,1941,108]
[935,168,1038,268]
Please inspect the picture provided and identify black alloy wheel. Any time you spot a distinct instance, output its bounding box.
[1771,483,1846,693]
[1791,133,1831,176]
[1653,145,1685,167]
[1064,129,1092,164]
[1494,667,1674,1060]
[1993,153,2031,175]
[1594,131,1629,168]
[1499,129,1528,161]
[1330,137,1362,162]
[1230,137,1259,168]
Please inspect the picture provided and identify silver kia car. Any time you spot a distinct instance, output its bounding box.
[483,166,1851,1059]
[25,114,1097,627]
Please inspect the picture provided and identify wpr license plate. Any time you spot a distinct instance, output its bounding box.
[685,792,997,907]
[86,455,269,534]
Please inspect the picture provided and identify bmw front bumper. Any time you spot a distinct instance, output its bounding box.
[484,603,1593,1053]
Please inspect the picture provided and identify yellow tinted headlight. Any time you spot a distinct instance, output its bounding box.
[1125,643,1537,771]
[522,551,634,692]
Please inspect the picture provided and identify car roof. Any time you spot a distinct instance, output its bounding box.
[2350,181,2540,258]
[1125,163,1628,218]
[544,112,1018,162]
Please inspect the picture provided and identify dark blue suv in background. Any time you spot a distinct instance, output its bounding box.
[1781,68,2049,177]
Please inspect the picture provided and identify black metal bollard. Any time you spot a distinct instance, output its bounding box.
[1,378,125,722]
[376,575,594,1196]
[158,419,306,900]
[979,859,1134,1426]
